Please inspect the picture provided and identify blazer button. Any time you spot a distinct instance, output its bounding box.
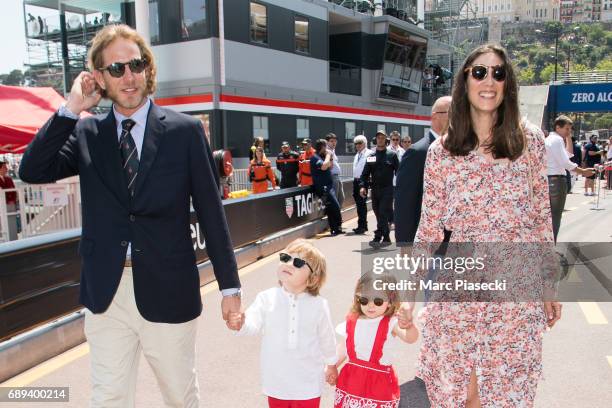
[120,240,128,247]
[129,215,136,222]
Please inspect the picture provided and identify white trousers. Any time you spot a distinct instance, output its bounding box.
[84,267,200,408]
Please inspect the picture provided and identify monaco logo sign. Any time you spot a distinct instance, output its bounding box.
[285,197,294,218]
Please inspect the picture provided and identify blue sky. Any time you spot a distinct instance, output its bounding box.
[0,0,27,74]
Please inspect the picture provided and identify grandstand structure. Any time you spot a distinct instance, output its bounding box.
[424,0,488,70]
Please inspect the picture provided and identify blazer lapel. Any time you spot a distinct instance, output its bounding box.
[428,131,436,145]
[133,102,166,197]
[89,110,130,207]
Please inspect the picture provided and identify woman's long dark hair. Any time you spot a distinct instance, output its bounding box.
[444,43,525,160]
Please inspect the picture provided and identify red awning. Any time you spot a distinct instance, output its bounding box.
[0,85,76,154]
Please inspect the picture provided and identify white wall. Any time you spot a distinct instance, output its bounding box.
[153,39,214,83]
[224,40,328,93]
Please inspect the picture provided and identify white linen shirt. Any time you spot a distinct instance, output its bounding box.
[545,131,577,176]
[238,287,337,400]
[353,148,373,179]
[336,316,401,366]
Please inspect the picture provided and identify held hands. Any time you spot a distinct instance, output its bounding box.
[226,311,245,331]
[65,71,102,115]
[359,187,367,198]
[221,296,242,331]
[580,167,596,177]
[396,302,414,330]
[543,301,562,328]
[325,365,338,386]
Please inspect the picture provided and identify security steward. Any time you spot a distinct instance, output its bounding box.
[298,138,315,186]
[249,147,277,194]
[276,141,300,188]
[360,131,399,247]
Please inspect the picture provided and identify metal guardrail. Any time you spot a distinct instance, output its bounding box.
[0,181,81,243]
[1,164,356,241]
[555,70,612,84]
[229,163,354,192]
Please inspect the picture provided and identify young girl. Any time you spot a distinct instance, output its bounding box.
[333,272,419,408]
[230,239,337,408]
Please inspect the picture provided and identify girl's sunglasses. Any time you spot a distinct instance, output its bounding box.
[356,295,387,307]
[99,58,148,78]
[464,64,506,82]
[279,252,313,273]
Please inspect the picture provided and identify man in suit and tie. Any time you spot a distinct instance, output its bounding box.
[394,96,451,245]
[19,25,241,407]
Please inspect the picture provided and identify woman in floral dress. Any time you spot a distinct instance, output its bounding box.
[407,44,563,407]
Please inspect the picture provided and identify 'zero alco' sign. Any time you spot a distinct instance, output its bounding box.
[571,92,612,103]
[554,83,612,113]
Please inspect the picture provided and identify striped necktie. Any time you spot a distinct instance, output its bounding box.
[119,119,139,197]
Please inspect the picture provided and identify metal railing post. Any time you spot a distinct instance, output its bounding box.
[0,191,8,243]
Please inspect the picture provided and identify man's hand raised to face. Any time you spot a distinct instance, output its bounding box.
[65,71,102,115]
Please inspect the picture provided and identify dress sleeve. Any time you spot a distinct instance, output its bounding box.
[415,141,447,243]
[335,321,347,338]
[526,127,554,243]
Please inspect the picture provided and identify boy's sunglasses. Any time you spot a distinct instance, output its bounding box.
[464,64,506,82]
[279,252,313,273]
[99,58,148,78]
[356,295,387,307]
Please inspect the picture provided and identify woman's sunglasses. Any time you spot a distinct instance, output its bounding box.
[356,295,387,307]
[99,58,148,78]
[464,64,506,82]
[279,252,313,273]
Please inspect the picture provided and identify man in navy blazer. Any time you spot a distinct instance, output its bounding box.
[19,25,240,407]
[394,96,451,244]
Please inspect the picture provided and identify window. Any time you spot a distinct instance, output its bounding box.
[296,118,309,141]
[378,26,427,104]
[345,122,357,153]
[180,0,208,40]
[253,115,269,152]
[401,126,410,138]
[294,16,309,53]
[250,2,268,45]
[149,0,160,43]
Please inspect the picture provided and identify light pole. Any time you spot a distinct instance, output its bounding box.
[535,27,561,82]
[535,26,562,130]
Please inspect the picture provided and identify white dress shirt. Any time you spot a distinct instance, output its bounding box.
[237,287,337,400]
[389,144,405,160]
[328,146,342,176]
[336,316,401,366]
[545,131,577,176]
[429,129,441,140]
[353,148,372,179]
[113,99,150,160]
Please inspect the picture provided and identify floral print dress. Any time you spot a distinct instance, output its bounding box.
[414,123,554,408]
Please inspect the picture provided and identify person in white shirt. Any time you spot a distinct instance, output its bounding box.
[332,272,418,408]
[352,135,372,234]
[388,131,405,161]
[545,115,595,242]
[230,239,337,407]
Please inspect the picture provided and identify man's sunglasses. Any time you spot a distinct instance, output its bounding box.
[279,252,313,273]
[464,64,506,82]
[99,58,148,78]
[391,138,400,142]
[356,295,387,307]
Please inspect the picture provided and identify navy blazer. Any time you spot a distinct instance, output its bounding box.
[19,102,240,323]
[394,131,437,244]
